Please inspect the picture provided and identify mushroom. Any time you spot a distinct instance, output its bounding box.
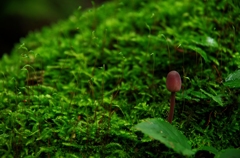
[166,70,181,124]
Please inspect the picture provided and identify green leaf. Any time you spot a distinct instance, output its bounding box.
[37,127,52,140]
[192,36,218,48]
[134,118,195,156]
[215,148,240,158]
[186,45,209,62]
[26,138,35,146]
[224,70,240,88]
[200,89,223,106]
[35,147,55,157]
[62,142,82,149]
[65,153,80,158]
[198,146,218,155]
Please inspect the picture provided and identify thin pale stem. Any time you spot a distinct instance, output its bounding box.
[168,92,175,124]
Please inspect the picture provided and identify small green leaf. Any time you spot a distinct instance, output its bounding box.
[37,127,52,140]
[135,118,195,156]
[62,142,82,149]
[224,70,240,88]
[200,89,223,106]
[65,153,80,158]
[35,147,55,157]
[186,45,209,62]
[215,148,240,158]
[26,138,35,146]
[198,146,218,155]
[192,36,218,48]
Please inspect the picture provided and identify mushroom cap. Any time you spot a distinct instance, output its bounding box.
[166,70,182,92]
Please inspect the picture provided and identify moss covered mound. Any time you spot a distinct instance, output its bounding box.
[0,0,240,157]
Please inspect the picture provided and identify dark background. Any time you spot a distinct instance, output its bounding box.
[0,0,108,58]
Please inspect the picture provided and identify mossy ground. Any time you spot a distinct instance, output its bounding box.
[0,0,240,157]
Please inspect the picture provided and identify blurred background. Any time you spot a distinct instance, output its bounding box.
[0,0,108,58]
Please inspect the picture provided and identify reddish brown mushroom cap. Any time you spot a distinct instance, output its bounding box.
[166,71,182,92]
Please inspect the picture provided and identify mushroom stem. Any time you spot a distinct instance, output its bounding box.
[168,92,175,124]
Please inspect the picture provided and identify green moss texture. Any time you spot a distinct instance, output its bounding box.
[0,0,240,157]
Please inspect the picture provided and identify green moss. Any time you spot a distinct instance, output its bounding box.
[0,0,240,157]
